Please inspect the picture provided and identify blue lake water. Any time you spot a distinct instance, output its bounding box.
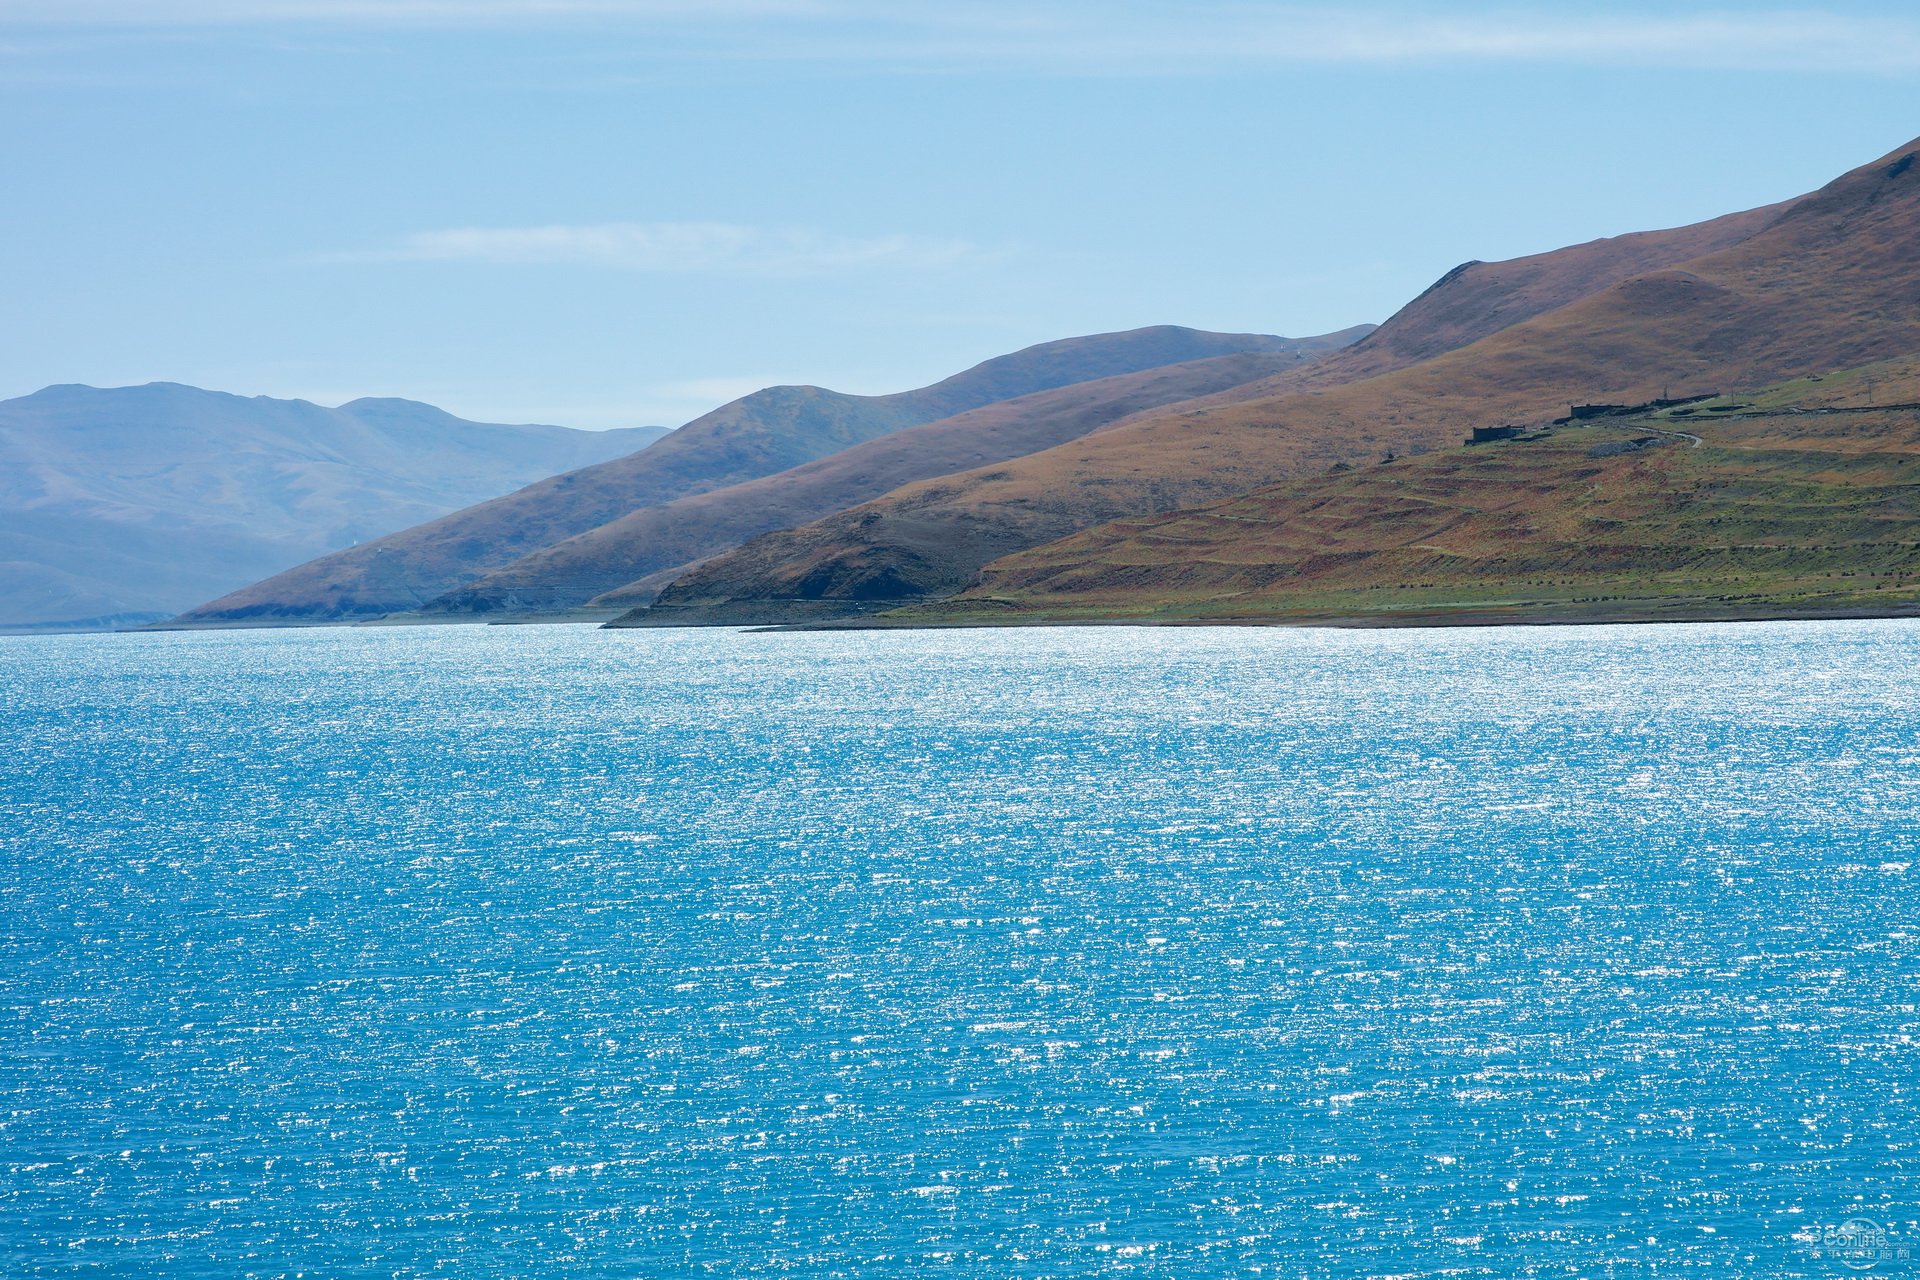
[2,620,1916,1278]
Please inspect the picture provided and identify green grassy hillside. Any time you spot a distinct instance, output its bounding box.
[886,358,1920,628]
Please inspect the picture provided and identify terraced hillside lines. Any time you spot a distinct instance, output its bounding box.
[897,361,1920,628]
[422,347,1359,617]
[617,136,1920,627]
[180,325,1342,624]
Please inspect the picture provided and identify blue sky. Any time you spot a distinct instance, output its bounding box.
[3,2,1918,428]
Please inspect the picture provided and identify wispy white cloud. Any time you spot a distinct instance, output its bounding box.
[816,8,1920,74]
[1186,9,1920,73]
[6,3,1920,72]
[320,221,986,276]
[0,0,827,24]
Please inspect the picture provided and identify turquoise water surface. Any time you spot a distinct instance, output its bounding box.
[2,621,1915,1278]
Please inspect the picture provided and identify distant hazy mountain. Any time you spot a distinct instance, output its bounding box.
[0,383,665,629]
[183,326,1346,624]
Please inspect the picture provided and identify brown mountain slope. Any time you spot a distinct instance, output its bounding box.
[578,201,1780,622]
[619,137,1919,627]
[179,325,1311,623]
[420,341,1372,616]
[1329,196,1788,374]
[899,359,1920,626]
[1014,194,1794,431]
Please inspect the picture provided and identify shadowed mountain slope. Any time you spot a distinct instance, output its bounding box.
[0,383,662,630]
[423,338,1372,616]
[181,326,1327,623]
[619,137,1919,627]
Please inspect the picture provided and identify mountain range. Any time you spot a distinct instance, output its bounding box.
[622,135,1920,628]
[628,191,1800,625]
[133,134,1920,632]
[865,136,1920,628]
[0,385,665,630]
[180,326,1365,623]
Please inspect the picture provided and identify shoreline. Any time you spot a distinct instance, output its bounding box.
[756,596,1920,633]
[58,597,1920,638]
